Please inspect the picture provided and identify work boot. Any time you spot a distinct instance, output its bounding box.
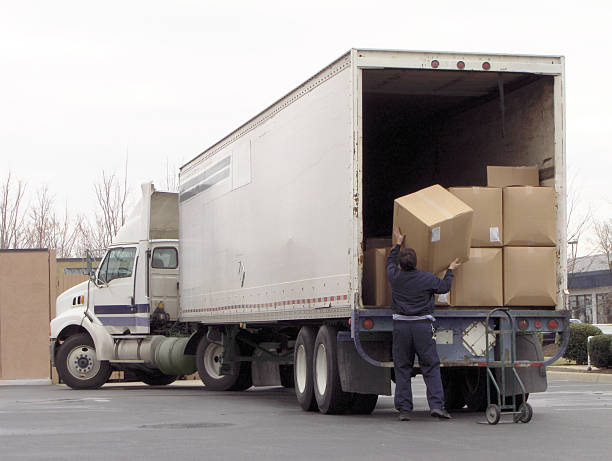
[430,408,452,419]
[398,411,411,421]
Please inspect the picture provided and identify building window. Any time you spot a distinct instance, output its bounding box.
[596,293,612,324]
[568,294,593,323]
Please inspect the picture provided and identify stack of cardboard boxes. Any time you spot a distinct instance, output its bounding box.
[362,166,557,308]
[444,165,557,307]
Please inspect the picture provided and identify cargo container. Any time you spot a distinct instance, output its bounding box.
[51,49,570,414]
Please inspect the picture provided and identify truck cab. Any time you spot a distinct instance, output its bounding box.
[50,184,190,389]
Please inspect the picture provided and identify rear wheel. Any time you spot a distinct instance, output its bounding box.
[313,325,352,414]
[294,327,318,411]
[196,337,252,391]
[56,333,112,389]
[133,370,178,386]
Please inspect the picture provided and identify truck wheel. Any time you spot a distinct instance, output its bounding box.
[133,370,178,386]
[441,369,465,410]
[279,365,295,388]
[196,337,251,391]
[462,368,488,411]
[294,327,318,411]
[56,333,112,389]
[313,325,352,414]
[347,393,378,415]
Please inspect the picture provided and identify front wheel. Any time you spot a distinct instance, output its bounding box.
[56,333,112,389]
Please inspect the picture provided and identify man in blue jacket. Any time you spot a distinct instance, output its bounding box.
[387,226,461,421]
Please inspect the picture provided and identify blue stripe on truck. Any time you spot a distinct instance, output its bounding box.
[98,316,150,327]
[94,304,150,314]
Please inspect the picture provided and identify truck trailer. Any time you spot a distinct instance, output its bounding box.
[51,49,570,414]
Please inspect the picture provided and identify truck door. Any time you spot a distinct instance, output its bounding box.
[92,246,149,334]
[149,245,179,321]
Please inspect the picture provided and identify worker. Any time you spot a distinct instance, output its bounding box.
[387,226,461,421]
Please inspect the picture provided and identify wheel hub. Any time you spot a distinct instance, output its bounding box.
[66,345,101,380]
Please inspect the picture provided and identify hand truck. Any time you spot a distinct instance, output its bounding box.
[484,308,533,425]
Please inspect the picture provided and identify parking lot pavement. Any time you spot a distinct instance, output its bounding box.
[1,377,611,461]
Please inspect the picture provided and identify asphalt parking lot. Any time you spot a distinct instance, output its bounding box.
[1,377,611,461]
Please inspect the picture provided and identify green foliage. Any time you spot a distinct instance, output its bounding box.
[563,323,603,364]
[589,335,612,369]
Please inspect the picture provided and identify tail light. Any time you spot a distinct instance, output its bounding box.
[482,61,491,70]
[431,60,440,68]
[457,61,465,70]
[548,319,559,330]
[363,318,374,330]
[534,320,542,329]
[517,319,529,330]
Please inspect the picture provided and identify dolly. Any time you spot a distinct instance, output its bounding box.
[483,308,533,424]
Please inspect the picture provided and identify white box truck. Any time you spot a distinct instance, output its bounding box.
[51,49,570,415]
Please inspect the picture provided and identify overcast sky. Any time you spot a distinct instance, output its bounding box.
[1,0,610,255]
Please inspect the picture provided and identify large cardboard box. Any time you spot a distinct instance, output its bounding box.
[393,185,473,274]
[503,186,556,246]
[504,247,556,306]
[452,248,503,306]
[362,247,392,306]
[449,187,502,247]
[487,165,539,187]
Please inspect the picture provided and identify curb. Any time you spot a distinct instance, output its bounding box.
[547,371,612,384]
[0,379,52,386]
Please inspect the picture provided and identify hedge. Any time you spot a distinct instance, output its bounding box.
[563,323,602,364]
[589,334,612,369]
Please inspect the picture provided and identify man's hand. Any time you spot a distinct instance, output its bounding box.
[448,258,462,270]
[393,226,405,246]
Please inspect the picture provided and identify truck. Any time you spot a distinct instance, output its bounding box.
[51,49,570,415]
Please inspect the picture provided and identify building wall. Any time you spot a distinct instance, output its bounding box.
[0,250,56,380]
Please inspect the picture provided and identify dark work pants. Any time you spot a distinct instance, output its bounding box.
[392,320,445,412]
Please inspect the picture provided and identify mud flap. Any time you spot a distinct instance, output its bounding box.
[337,339,391,395]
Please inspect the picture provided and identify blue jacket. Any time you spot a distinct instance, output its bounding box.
[386,244,453,316]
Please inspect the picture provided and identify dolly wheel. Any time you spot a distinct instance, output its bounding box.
[486,404,501,425]
[518,402,533,423]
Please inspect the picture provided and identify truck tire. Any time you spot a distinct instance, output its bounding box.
[133,370,178,386]
[294,327,318,411]
[196,337,251,391]
[56,333,112,390]
[347,393,378,415]
[313,325,352,414]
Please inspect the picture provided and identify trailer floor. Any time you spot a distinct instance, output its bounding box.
[1,378,610,460]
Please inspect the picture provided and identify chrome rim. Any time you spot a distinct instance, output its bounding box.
[295,344,307,393]
[203,343,224,379]
[66,344,100,380]
[315,343,328,396]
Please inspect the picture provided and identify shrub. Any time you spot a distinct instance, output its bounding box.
[589,335,612,369]
[563,323,602,364]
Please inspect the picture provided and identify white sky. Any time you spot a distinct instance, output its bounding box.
[1,0,610,255]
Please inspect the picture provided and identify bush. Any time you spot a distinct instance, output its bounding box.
[589,335,612,369]
[563,323,602,364]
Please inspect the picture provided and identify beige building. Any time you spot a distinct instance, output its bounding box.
[0,249,56,380]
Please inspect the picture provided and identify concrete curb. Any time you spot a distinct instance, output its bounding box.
[0,379,52,386]
[547,371,612,384]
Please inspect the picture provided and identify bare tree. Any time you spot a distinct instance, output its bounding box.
[566,173,591,273]
[0,172,27,249]
[24,186,54,248]
[49,203,82,258]
[593,219,612,273]
[164,158,179,192]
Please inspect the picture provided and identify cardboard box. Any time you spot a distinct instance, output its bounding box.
[487,165,539,187]
[504,247,556,306]
[362,247,392,306]
[393,185,473,274]
[503,186,556,246]
[366,237,392,250]
[452,248,503,306]
[449,187,502,247]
